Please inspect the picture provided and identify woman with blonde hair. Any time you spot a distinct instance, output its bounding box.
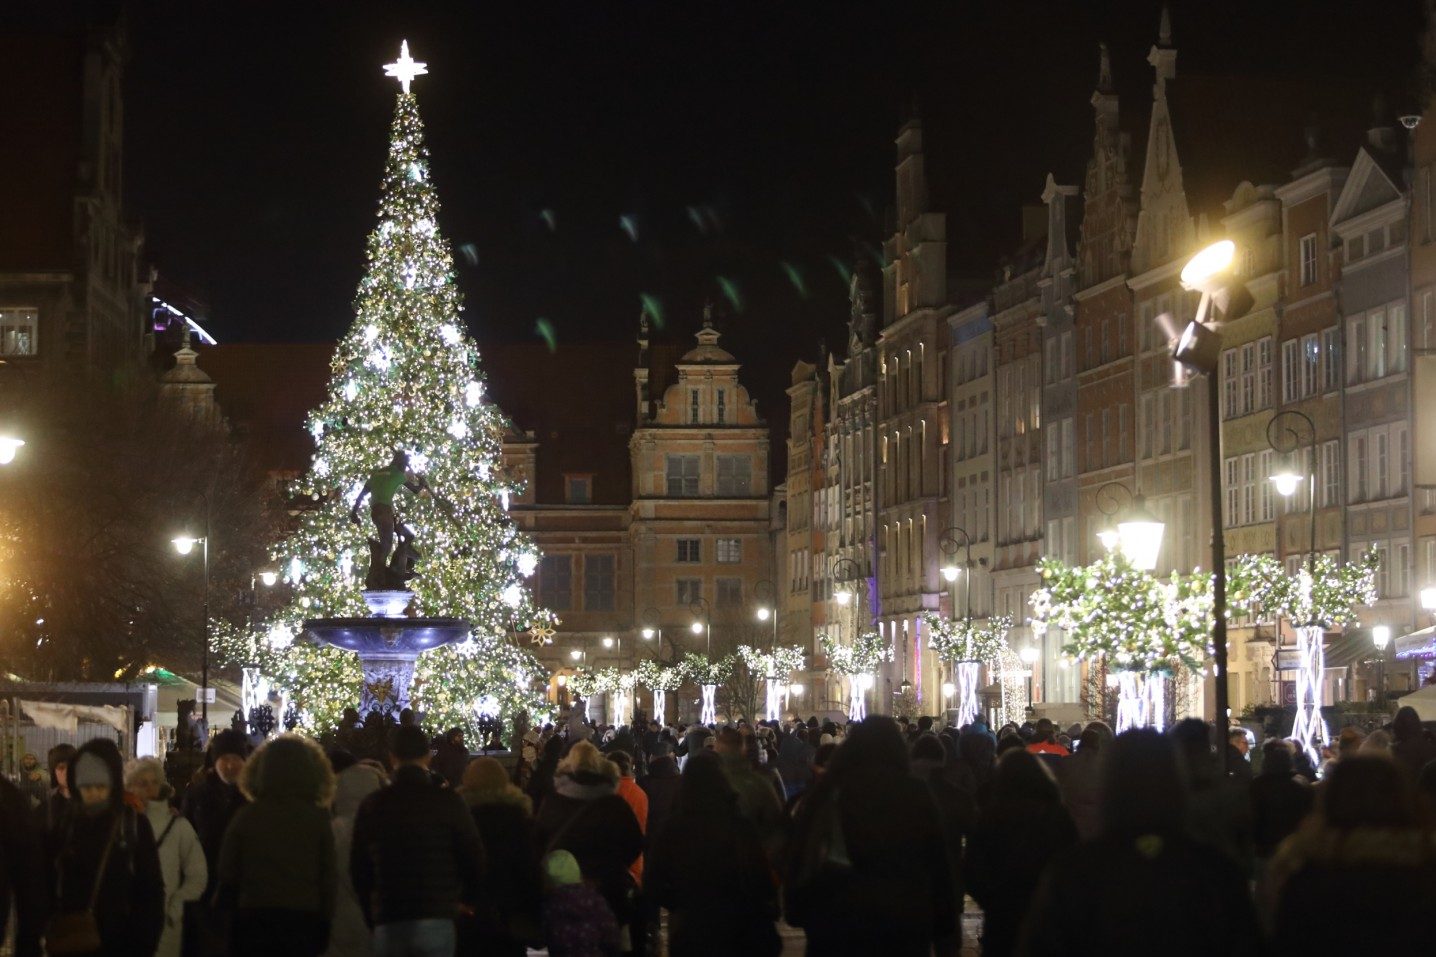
[217,733,337,956]
[532,740,643,948]
[124,756,207,957]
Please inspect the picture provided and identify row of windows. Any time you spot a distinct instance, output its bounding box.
[664,454,752,497]
[675,537,743,564]
[1223,450,1277,528]
[1344,219,1406,265]
[1279,330,1340,404]
[1222,338,1274,420]
[677,577,745,608]
[1348,421,1410,504]
[1346,301,1408,385]
[538,554,615,613]
[688,387,730,425]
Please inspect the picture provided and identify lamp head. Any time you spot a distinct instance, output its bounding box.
[1422,585,1436,611]
[601,636,615,649]
[941,681,956,698]
[835,587,852,606]
[1096,526,1120,553]
[1020,646,1040,665]
[1270,471,1303,498]
[1372,625,1391,650]
[789,683,804,697]
[941,564,960,583]
[1116,495,1165,572]
[258,570,278,587]
[641,627,656,640]
[756,606,771,622]
[0,436,24,465]
[172,536,199,556]
[690,620,704,635]
[569,649,582,661]
[1180,240,1236,294]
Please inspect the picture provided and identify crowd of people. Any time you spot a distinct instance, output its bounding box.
[3,703,1436,956]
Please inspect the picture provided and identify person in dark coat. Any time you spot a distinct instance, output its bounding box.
[648,751,780,956]
[1056,726,1106,841]
[351,725,485,956]
[1391,706,1436,780]
[909,733,974,919]
[1170,718,1253,875]
[34,742,76,844]
[638,741,681,848]
[526,735,564,808]
[181,728,249,895]
[1249,740,1313,865]
[776,726,815,800]
[179,728,248,957]
[964,748,1076,957]
[0,774,46,957]
[51,738,164,957]
[432,727,468,787]
[457,757,542,956]
[1265,754,1436,952]
[956,727,997,811]
[531,740,643,934]
[1019,729,1261,957]
[785,717,958,957]
[218,734,337,956]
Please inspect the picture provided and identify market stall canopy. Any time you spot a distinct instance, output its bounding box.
[1395,684,1436,721]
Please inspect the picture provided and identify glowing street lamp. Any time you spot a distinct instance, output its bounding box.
[641,626,656,640]
[258,569,279,588]
[172,531,211,724]
[1422,586,1436,612]
[172,535,200,556]
[689,620,704,635]
[834,586,853,606]
[941,563,960,584]
[1116,496,1165,572]
[756,606,771,622]
[1270,470,1303,498]
[1372,625,1391,651]
[0,435,24,465]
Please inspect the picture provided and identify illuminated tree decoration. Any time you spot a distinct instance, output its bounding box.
[922,612,1012,726]
[819,631,893,721]
[739,645,806,720]
[1030,554,1210,731]
[1227,549,1379,763]
[214,81,552,736]
[682,652,734,725]
[634,659,682,722]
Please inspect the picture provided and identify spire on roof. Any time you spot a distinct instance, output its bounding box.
[1097,40,1113,94]
[1158,2,1172,47]
[1148,4,1177,85]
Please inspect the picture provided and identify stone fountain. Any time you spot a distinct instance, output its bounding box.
[304,467,470,716]
[304,591,470,716]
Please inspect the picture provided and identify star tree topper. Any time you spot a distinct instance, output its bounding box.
[384,40,428,93]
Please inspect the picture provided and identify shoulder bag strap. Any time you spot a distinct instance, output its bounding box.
[544,799,599,857]
[86,814,122,913]
[155,815,180,850]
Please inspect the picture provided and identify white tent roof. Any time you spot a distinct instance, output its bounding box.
[1396,684,1436,721]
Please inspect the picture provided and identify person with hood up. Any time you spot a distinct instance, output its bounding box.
[964,749,1076,957]
[217,734,337,955]
[527,735,565,808]
[123,757,207,957]
[325,762,386,957]
[784,717,958,957]
[647,751,780,957]
[36,742,77,847]
[532,740,643,943]
[458,757,543,957]
[48,738,164,957]
[1265,754,1436,950]
[1019,729,1260,956]
[1391,706,1436,780]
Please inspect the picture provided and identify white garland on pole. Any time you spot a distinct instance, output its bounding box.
[1291,624,1329,760]
[922,613,1012,728]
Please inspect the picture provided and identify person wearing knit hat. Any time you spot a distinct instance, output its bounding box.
[53,739,165,957]
[541,850,620,957]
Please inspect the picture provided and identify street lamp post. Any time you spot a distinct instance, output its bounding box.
[1171,239,1254,768]
[1020,645,1040,712]
[689,596,711,657]
[172,528,211,726]
[1372,625,1391,706]
[938,527,975,625]
[1267,409,1332,759]
[754,579,783,720]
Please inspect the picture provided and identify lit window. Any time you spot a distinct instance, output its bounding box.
[0,307,38,356]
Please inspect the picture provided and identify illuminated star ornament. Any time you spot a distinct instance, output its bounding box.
[384,39,428,93]
[529,622,557,646]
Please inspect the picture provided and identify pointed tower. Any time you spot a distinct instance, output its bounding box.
[634,309,651,421]
[159,326,219,427]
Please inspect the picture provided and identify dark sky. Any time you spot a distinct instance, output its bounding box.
[126,0,1426,419]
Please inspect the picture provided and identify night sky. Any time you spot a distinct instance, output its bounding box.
[125,0,1426,418]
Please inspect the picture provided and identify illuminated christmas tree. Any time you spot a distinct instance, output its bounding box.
[217,43,552,735]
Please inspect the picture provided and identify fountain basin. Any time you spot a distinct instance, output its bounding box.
[304,612,471,716]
